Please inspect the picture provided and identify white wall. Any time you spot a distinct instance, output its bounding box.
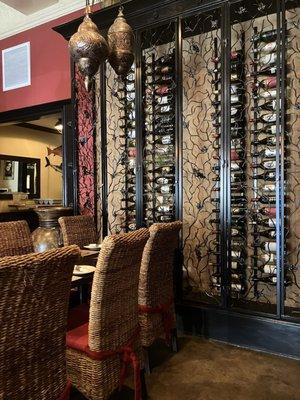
[0,125,62,211]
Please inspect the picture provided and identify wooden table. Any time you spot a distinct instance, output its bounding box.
[71,249,99,304]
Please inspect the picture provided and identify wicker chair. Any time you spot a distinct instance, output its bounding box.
[66,228,150,400]
[0,220,34,257]
[0,245,80,400]
[138,221,182,363]
[58,215,98,248]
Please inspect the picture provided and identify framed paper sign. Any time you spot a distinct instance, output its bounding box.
[3,160,14,180]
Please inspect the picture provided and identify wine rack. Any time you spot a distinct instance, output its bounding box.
[120,69,137,232]
[105,64,137,234]
[142,29,176,226]
[210,37,223,295]
[229,35,248,298]
[251,27,280,294]
[67,0,300,341]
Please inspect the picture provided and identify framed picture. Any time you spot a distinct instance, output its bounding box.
[3,160,14,180]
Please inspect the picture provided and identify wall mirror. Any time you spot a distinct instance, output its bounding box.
[0,155,40,199]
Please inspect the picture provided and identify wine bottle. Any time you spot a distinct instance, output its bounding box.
[126,176,136,184]
[252,276,277,285]
[121,194,136,202]
[213,60,244,74]
[120,121,135,129]
[213,161,243,172]
[155,184,174,194]
[252,160,276,170]
[157,204,173,213]
[158,65,173,74]
[251,65,277,76]
[252,228,276,239]
[259,52,277,65]
[153,75,174,85]
[231,283,242,291]
[252,124,277,135]
[212,73,240,85]
[148,165,175,174]
[155,104,172,113]
[252,77,277,90]
[127,148,136,158]
[232,207,247,215]
[155,95,173,105]
[213,84,244,96]
[120,132,136,141]
[253,241,276,252]
[262,183,276,192]
[153,176,174,185]
[253,195,276,204]
[260,207,276,217]
[252,99,278,112]
[128,223,137,231]
[251,136,276,146]
[155,86,173,96]
[153,135,173,145]
[120,113,135,122]
[251,29,278,43]
[263,264,276,274]
[250,217,276,228]
[252,170,276,181]
[122,186,136,194]
[257,113,277,124]
[120,204,136,211]
[254,42,277,54]
[254,252,276,264]
[253,89,277,100]
[253,148,276,158]
[212,50,243,63]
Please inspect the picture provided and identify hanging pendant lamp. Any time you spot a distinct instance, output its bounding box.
[69,1,109,91]
[107,6,134,77]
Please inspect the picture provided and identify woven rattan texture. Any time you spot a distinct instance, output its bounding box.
[0,220,34,257]
[67,228,150,400]
[58,215,97,248]
[138,221,182,347]
[0,245,80,400]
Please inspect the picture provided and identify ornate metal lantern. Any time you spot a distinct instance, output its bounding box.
[69,4,109,91]
[107,6,134,77]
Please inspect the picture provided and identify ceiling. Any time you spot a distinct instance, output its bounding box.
[28,114,61,130]
[1,0,59,15]
[0,113,61,134]
[0,0,85,40]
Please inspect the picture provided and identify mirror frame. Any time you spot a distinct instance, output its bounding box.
[0,154,41,200]
[0,100,74,208]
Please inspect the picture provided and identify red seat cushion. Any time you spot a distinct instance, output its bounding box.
[67,321,89,352]
[57,379,71,400]
[67,303,89,331]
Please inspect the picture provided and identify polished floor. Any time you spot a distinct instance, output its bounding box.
[71,336,300,400]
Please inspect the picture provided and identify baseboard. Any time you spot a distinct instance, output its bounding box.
[176,302,300,359]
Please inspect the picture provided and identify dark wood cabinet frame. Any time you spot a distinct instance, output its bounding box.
[53,0,300,358]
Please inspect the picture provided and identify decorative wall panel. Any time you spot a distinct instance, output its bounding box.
[181,10,222,304]
[75,67,96,217]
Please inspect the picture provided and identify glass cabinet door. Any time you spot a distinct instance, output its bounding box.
[284,0,300,318]
[229,0,279,315]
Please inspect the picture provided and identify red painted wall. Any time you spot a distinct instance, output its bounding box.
[0,7,99,114]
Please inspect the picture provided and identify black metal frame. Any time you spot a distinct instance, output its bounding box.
[54,0,300,357]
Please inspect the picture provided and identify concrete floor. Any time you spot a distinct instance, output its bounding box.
[71,336,300,400]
